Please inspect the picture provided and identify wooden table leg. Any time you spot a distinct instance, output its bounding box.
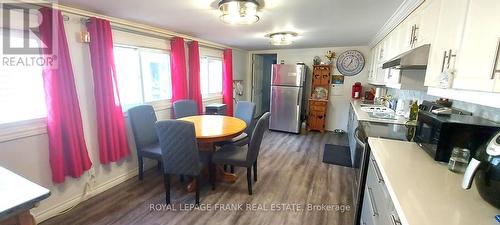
[185,142,238,192]
[0,210,35,225]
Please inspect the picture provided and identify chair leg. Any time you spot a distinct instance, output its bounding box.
[195,176,200,205]
[163,174,171,204]
[138,157,144,180]
[211,163,216,190]
[247,167,252,195]
[224,165,228,172]
[157,161,162,170]
[253,160,257,182]
[230,165,235,173]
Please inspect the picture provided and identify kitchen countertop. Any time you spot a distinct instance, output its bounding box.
[368,138,500,225]
[350,99,409,125]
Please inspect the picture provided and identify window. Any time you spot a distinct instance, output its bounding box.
[200,57,223,97]
[113,46,171,110]
[0,30,46,124]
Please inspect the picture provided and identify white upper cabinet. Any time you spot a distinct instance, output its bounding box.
[413,0,441,47]
[424,0,469,87]
[453,0,500,92]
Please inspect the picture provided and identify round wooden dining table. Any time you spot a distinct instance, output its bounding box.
[177,115,247,191]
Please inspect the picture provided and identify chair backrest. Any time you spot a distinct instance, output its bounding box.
[246,112,270,163]
[155,120,201,176]
[234,101,256,134]
[127,105,158,150]
[173,100,198,118]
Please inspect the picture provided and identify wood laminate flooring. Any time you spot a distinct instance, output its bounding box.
[40,131,354,225]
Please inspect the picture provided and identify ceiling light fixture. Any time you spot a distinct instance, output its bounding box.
[268,32,298,46]
[218,0,260,25]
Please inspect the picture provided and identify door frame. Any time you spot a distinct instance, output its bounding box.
[250,53,278,102]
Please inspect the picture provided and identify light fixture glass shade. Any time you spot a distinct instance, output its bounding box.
[269,32,297,46]
[219,0,260,25]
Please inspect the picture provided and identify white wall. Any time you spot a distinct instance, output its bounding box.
[247,46,371,131]
[0,12,246,223]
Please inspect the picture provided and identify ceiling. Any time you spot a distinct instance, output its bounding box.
[57,0,405,50]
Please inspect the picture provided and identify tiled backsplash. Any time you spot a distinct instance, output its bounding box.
[387,89,500,123]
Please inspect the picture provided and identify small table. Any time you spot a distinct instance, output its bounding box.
[178,115,246,191]
[0,167,50,225]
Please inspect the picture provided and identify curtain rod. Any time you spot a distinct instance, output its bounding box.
[14,0,234,51]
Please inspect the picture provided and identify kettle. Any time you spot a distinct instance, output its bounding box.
[462,131,500,209]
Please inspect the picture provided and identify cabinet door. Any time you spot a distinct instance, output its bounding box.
[424,0,469,87]
[414,0,441,47]
[453,0,500,92]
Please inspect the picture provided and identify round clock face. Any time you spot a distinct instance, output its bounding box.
[336,50,365,76]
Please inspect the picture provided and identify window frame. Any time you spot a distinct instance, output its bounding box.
[113,44,173,111]
[199,56,224,99]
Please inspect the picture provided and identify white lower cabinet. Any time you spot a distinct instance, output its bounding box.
[361,153,402,225]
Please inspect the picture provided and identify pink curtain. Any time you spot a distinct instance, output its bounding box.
[170,37,188,103]
[223,49,234,116]
[39,8,92,183]
[188,41,203,114]
[87,17,130,164]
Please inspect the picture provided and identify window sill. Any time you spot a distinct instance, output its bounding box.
[203,94,223,102]
[0,118,47,143]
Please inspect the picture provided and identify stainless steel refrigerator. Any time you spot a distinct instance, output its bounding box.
[269,64,307,133]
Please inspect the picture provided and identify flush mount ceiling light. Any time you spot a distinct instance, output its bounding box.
[218,0,260,25]
[267,32,298,46]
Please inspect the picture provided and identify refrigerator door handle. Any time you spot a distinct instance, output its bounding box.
[297,89,301,106]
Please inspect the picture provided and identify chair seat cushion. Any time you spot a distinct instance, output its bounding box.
[140,143,162,159]
[212,145,252,167]
[215,133,249,147]
[231,132,248,142]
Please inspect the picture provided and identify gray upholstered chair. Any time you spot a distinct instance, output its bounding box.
[217,101,256,172]
[173,99,198,118]
[127,105,162,180]
[212,112,270,195]
[155,120,211,205]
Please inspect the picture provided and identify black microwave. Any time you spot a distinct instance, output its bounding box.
[414,111,500,162]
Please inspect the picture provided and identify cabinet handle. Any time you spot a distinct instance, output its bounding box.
[390,214,402,225]
[491,38,500,79]
[446,49,457,69]
[441,51,448,73]
[411,24,418,44]
[371,159,384,183]
[367,187,378,217]
[409,25,414,46]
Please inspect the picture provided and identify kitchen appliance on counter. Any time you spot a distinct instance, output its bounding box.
[269,64,307,133]
[462,132,500,209]
[414,111,500,162]
[418,100,472,115]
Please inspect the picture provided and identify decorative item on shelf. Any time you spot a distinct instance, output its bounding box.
[324,50,336,65]
[218,0,260,25]
[313,56,321,65]
[313,87,328,100]
[351,82,362,99]
[336,50,365,76]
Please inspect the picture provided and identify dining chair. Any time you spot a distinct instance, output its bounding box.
[212,112,270,195]
[173,99,199,118]
[217,101,256,172]
[155,120,211,205]
[127,105,162,181]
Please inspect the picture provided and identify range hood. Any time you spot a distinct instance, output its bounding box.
[382,44,430,69]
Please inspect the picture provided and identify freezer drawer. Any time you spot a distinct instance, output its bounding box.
[269,86,302,133]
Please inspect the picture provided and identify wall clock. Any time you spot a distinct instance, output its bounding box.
[336,50,365,76]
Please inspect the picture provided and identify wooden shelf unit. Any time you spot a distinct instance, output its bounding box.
[307,65,331,133]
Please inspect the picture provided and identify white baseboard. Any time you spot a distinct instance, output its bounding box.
[34,168,139,223]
